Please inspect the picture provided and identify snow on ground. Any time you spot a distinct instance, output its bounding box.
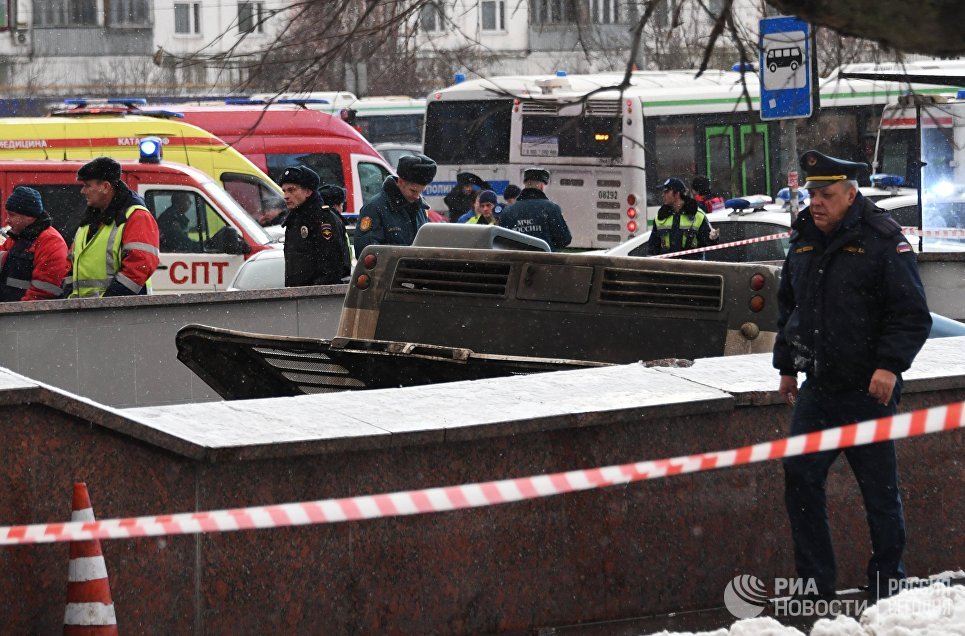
[646,572,965,636]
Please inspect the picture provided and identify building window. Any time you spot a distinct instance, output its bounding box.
[110,0,151,27]
[238,1,265,33]
[592,0,621,24]
[652,0,675,29]
[481,0,505,31]
[0,0,9,30]
[530,0,577,25]
[33,0,98,26]
[175,2,201,34]
[419,2,443,32]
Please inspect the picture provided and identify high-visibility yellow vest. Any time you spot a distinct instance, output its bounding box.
[69,205,153,298]
[653,210,707,251]
[466,215,495,225]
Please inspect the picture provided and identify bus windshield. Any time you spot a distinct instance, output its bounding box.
[520,112,622,159]
[424,99,513,164]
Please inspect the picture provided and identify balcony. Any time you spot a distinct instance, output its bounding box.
[32,27,154,57]
[528,23,632,51]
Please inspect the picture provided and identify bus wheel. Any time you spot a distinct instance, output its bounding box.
[790,62,798,71]
[769,63,777,73]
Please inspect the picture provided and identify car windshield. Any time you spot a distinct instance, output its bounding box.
[203,182,275,245]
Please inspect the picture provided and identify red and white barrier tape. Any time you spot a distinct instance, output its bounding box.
[651,226,965,259]
[650,232,789,259]
[1,401,961,545]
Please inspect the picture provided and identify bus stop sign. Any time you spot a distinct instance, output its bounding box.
[759,17,812,120]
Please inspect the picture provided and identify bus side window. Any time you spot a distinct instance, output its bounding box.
[358,162,391,208]
[31,184,87,245]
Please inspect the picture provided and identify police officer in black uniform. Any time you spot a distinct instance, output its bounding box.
[279,165,350,287]
[774,150,932,601]
[497,167,571,251]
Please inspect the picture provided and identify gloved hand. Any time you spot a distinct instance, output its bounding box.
[709,227,720,241]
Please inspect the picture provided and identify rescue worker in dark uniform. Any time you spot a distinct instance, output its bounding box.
[279,166,350,287]
[497,167,571,251]
[774,150,932,601]
[646,177,719,258]
[0,186,69,301]
[354,154,436,254]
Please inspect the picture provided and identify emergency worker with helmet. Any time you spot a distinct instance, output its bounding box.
[354,154,436,254]
[774,150,932,601]
[65,157,160,297]
[0,186,69,301]
[645,177,719,258]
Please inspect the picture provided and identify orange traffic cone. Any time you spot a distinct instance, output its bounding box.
[64,483,118,635]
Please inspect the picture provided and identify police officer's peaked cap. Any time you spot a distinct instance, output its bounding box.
[523,167,550,184]
[662,177,687,194]
[278,165,321,191]
[319,184,347,207]
[800,150,869,190]
[77,156,122,182]
[396,154,437,185]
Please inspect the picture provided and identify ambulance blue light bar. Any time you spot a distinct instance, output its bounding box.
[107,98,148,106]
[276,98,330,105]
[139,137,163,164]
[225,98,267,105]
[871,174,905,188]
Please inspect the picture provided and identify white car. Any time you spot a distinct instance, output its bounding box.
[227,248,287,291]
[603,205,793,263]
[373,142,423,170]
[877,192,965,251]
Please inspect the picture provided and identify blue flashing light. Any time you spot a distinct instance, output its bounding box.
[138,136,163,164]
[107,98,148,105]
[870,174,905,188]
[725,197,751,210]
[63,98,89,106]
[776,187,808,202]
[958,90,965,99]
[556,70,568,77]
[454,73,466,84]
[731,62,757,72]
[276,98,330,105]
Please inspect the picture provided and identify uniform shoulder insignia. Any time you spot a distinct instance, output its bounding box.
[865,212,901,237]
[896,241,913,254]
[359,217,373,232]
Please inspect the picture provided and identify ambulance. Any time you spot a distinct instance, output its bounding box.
[0,151,278,293]
[0,104,284,223]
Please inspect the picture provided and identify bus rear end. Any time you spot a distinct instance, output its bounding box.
[339,246,780,362]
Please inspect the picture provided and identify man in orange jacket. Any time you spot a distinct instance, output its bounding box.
[0,186,69,301]
[65,157,160,297]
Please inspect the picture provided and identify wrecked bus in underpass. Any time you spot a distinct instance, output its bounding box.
[177,225,781,399]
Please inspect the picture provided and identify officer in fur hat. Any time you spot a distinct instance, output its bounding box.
[279,165,350,287]
[354,154,436,254]
[774,150,931,601]
[66,157,160,297]
[497,167,571,251]
[0,186,69,301]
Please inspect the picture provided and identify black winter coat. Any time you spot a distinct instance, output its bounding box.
[353,177,429,254]
[497,188,572,251]
[283,193,350,287]
[773,194,931,391]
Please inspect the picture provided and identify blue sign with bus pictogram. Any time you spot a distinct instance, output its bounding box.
[759,17,812,120]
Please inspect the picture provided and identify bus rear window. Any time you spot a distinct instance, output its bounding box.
[520,115,622,159]
[424,100,512,164]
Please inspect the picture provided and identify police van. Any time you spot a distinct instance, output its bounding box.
[0,150,277,293]
[0,104,284,223]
